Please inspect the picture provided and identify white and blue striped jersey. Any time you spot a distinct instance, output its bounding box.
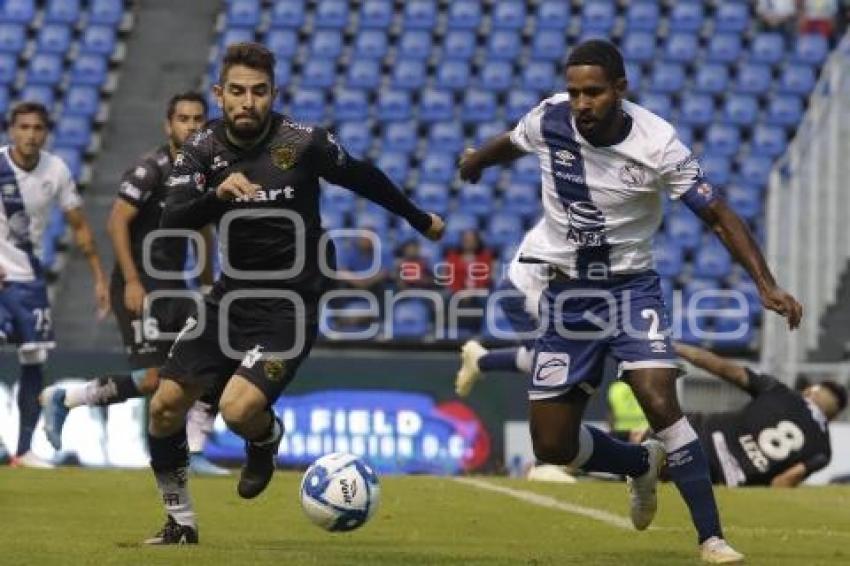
[510,94,716,278]
[0,147,82,282]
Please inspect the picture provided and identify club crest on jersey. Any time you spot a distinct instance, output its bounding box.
[270,143,297,170]
[263,358,286,382]
[619,159,648,187]
[566,201,606,247]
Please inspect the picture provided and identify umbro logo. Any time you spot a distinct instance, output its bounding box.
[211,155,229,171]
[554,149,576,168]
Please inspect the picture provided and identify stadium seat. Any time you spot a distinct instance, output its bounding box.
[53,116,92,148]
[265,29,297,57]
[0,54,16,84]
[321,183,355,215]
[391,299,431,338]
[648,63,685,94]
[355,207,390,230]
[392,60,427,90]
[88,0,125,26]
[381,121,417,153]
[226,0,261,28]
[319,209,345,232]
[653,235,684,278]
[220,28,255,49]
[273,59,291,87]
[376,152,409,186]
[377,90,411,122]
[428,122,464,154]
[359,0,393,29]
[734,277,763,321]
[20,85,55,108]
[289,90,325,123]
[750,125,787,158]
[679,93,716,127]
[693,240,732,279]
[734,63,772,95]
[737,155,774,188]
[722,94,758,125]
[436,61,471,91]
[478,61,513,93]
[486,214,524,247]
[0,23,25,53]
[535,0,570,30]
[701,154,732,186]
[625,1,660,32]
[487,31,522,62]
[511,155,541,185]
[704,124,741,157]
[492,1,526,30]
[44,0,80,24]
[622,32,656,64]
[666,209,702,250]
[459,183,494,217]
[301,59,336,89]
[750,33,785,65]
[502,184,540,220]
[441,31,476,61]
[444,212,479,246]
[0,0,35,24]
[419,89,454,123]
[337,122,371,157]
[664,33,698,63]
[310,30,342,60]
[778,64,816,95]
[333,89,368,122]
[724,184,762,220]
[639,93,673,121]
[765,95,803,127]
[712,314,754,350]
[447,1,482,30]
[474,121,506,146]
[694,64,729,95]
[625,62,642,91]
[522,61,556,92]
[581,1,616,34]
[397,30,432,61]
[531,30,565,61]
[415,183,450,216]
[0,86,9,113]
[269,0,305,28]
[706,34,742,64]
[714,2,750,33]
[346,60,380,90]
[792,34,829,65]
[314,0,348,29]
[353,30,387,60]
[418,152,455,184]
[27,54,64,86]
[669,2,704,32]
[506,90,539,122]
[403,1,437,30]
[37,24,73,54]
[676,125,694,148]
[462,90,497,123]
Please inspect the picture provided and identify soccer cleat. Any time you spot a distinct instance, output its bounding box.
[526,464,577,484]
[700,536,745,563]
[41,386,69,451]
[237,417,283,499]
[10,450,55,469]
[455,340,487,397]
[627,439,665,531]
[189,453,230,476]
[144,515,198,545]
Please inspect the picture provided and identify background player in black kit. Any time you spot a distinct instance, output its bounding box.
[143,43,444,544]
[40,92,227,475]
[674,343,847,488]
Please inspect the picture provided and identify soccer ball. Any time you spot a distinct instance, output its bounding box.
[299,452,381,532]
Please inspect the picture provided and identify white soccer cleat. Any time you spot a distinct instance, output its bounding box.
[627,439,665,531]
[526,464,577,484]
[10,450,55,469]
[454,340,488,397]
[700,536,745,563]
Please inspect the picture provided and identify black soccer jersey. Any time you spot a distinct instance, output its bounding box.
[115,144,187,287]
[697,370,831,486]
[161,113,431,296]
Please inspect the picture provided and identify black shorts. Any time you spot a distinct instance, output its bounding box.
[111,278,198,370]
[160,295,318,404]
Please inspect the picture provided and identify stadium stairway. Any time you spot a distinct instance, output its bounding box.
[808,261,850,362]
[52,0,220,350]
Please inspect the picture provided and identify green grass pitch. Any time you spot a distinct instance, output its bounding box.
[1,468,848,565]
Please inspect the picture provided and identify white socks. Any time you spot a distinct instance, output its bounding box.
[154,467,196,527]
[186,401,215,454]
[656,417,699,453]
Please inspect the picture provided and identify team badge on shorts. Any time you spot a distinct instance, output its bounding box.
[264,358,286,381]
[270,143,297,170]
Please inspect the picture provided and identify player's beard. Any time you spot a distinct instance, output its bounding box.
[576,102,620,143]
[225,110,270,143]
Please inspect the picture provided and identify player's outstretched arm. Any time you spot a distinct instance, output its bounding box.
[458,133,527,183]
[65,206,110,318]
[694,198,802,330]
[673,342,751,390]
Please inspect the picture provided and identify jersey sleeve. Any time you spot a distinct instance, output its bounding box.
[743,369,781,397]
[161,132,225,230]
[55,158,83,211]
[658,136,719,214]
[509,100,545,153]
[802,452,830,476]
[117,158,160,208]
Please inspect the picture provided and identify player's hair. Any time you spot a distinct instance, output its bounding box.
[819,380,848,413]
[8,101,49,128]
[219,42,275,86]
[166,91,208,120]
[565,39,626,83]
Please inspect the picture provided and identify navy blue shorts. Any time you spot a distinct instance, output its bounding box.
[0,279,55,350]
[530,271,679,400]
[494,278,539,350]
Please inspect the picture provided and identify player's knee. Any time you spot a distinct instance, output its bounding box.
[532,434,578,465]
[219,397,260,429]
[149,395,182,431]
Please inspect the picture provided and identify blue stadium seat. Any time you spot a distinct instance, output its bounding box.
[403,1,437,30]
[442,31,476,61]
[37,24,73,54]
[314,0,348,29]
[676,125,694,148]
[0,86,9,113]
[701,154,732,186]
[53,147,83,180]
[664,33,698,63]
[447,1,482,30]
[355,207,389,230]
[337,122,371,157]
[706,34,742,64]
[478,61,513,92]
[750,125,787,158]
[270,0,305,28]
[737,155,773,188]
[415,183,450,216]
[679,93,715,127]
[625,62,642,91]
[683,277,724,313]
[724,184,762,220]
[220,28,254,49]
[511,155,540,185]
[722,94,758,125]
[0,23,25,53]
[492,1,526,30]
[734,277,763,321]
[44,0,80,24]
[419,152,455,184]
[0,54,15,84]
[392,60,426,90]
[226,0,261,28]
[391,299,431,338]
[474,121,506,147]
[714,2,750,33]
[27,54,64,85]
[381,121,417,153]
[444,212,479,246]
[531,30,565,61]
[265,29,297,58]
[346,60,380,90]
[289,90,325,123]
[376,152,409,186]
[53,116,92,148]
[522,61,556,92]
[0,0,35,24]
[750,33,785,65]
[428,122,464,154]
[19,85,55,108]
[506,90,539,122]
[89,0,124,26]
[301,59,336,88]
[694,64,729,95]
[660,277,675,309]
[622,32,656,64]
[333,89,368,121]
[669,2,704,32]
[779,64,816,95]
[310,30,342,59]
[535,0,570,30]
[398,30,432,60]
[582,1,616,34]
[734,63,772,95]
[359,0,393,29]
[353,30,387,60]
[792,34,829,65]
[712,314,754,351]
[693,240,732,279]
[640,93,673,121]
[273,59,291,87]
[486,214,524,247]
[436,61,470,91]
[487,31,522,62]
[502,184,540,220]
[321,183,355,215]
[625,1,660,32]
[81,25,117,56]
[653,235,684,278]
[704,124,741,157]
[765,95,803,127]
[319,209,345,232]
[462,90,497,123]
[666,208,702,250]
[648,63,685,94]
[419,89,454,123]
[459,183,493,217]
[377,90,411,122]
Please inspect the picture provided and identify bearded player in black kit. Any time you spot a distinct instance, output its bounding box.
[143,42,444,544]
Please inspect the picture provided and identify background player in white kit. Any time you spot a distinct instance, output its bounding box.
[0,102,109,467]
[457,40,802,564]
